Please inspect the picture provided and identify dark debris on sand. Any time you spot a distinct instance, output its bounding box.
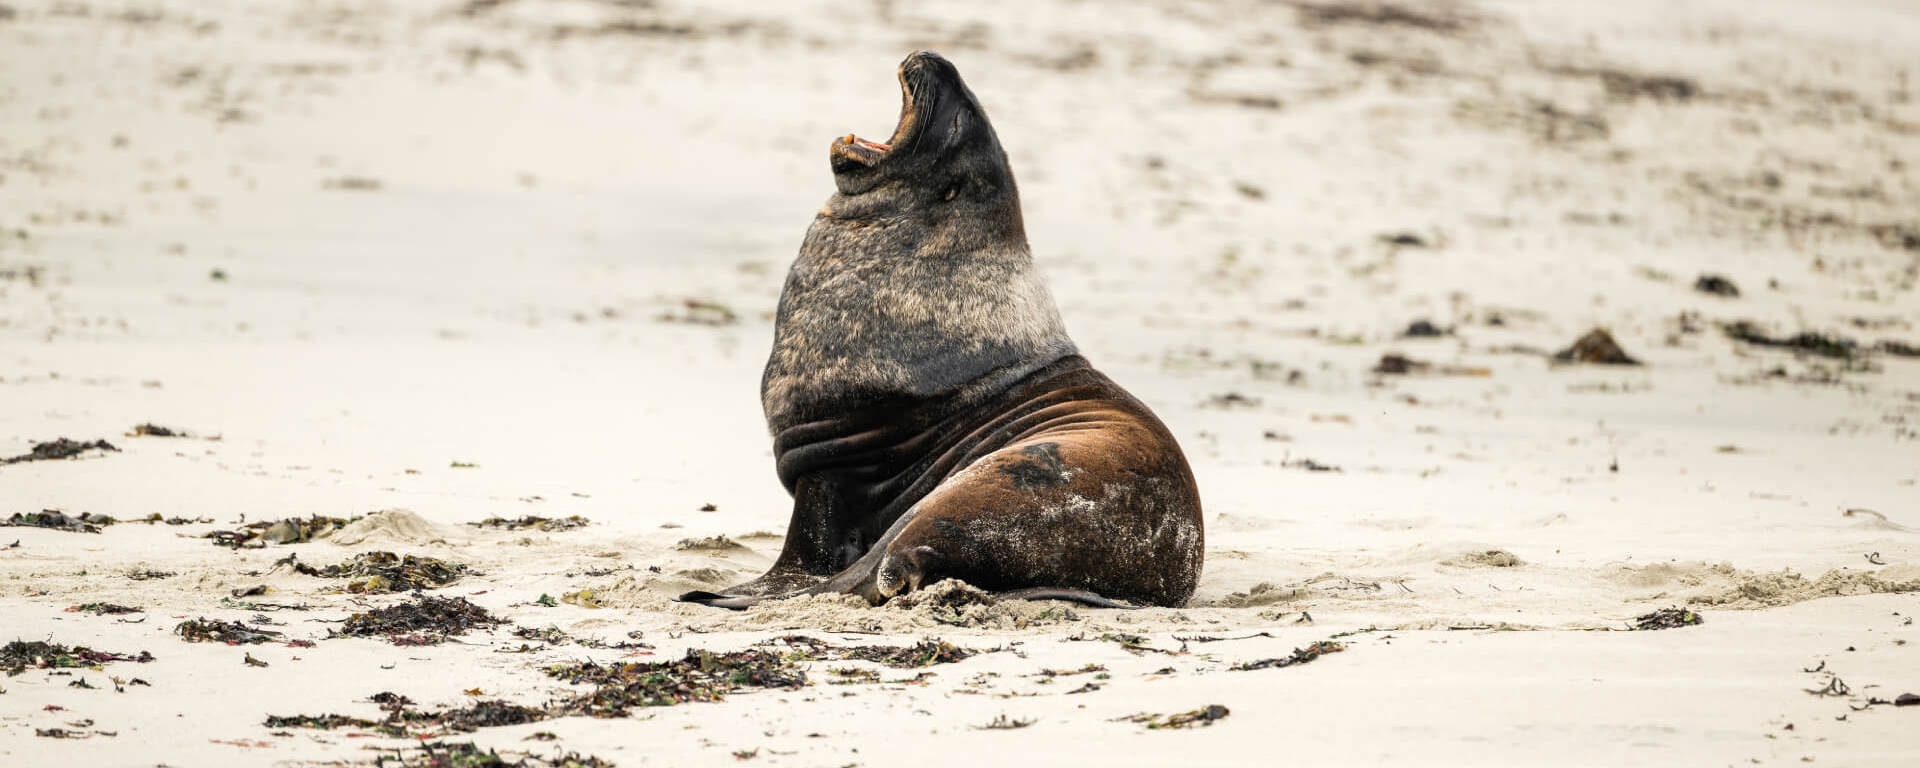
[1694,274,1740,298]
[1372,353,1429,375]
[672,534,744,551]
[270,696,566,740]
[1293,2,1468,34]
[280,551,469,593]
[204,514,360,548]
[1,438,119,465]
[1630,607,1704,630]
[337,596,503,644]
[468,515,590,532]
[127,423,189,437]
[1720,321,1859,360]
[278,636,985,744]
[368,741,614,768]
[1121,704,1232,729]
[128,513,214,525]
[66,602,143,615]
[771,634,979,668]
[1553,328,1641,365]
[508,625,652,651]
[2,640,154,675]
[1068,632,1179,656]
[1230,640,1345,670]
[973,714,1037,730]
[547,648,807,716]
[276,649,803,740]
[2,510,115,533]
[175,618,285,645]
[1402,319,1449,337]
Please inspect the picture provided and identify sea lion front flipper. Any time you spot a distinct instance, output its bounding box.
[994,587,1139,610]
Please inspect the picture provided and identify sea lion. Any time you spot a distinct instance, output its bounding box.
[680,51,1202,610]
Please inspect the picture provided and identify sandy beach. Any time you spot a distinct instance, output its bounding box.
[3,0,1918,765]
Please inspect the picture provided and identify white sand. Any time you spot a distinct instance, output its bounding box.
[2,0,1917,765]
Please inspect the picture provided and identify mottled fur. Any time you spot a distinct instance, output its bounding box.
[684,52,1203,609]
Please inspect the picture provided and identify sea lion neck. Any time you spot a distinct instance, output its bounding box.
[825,51,1021,236]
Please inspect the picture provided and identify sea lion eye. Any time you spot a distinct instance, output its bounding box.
[942,182,961,201]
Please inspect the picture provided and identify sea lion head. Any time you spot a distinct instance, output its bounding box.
[824,51,1021,236]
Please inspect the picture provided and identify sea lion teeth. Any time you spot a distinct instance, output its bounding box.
[680,51,1203,611]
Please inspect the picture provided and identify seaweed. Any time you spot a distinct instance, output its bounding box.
[509,626,650,650]
[1230,640,1345,670]
[972,714,1036,730]
[281,551,469,593]
[1032,664,1107,679]
[2,640,154,675]
[1,438,118,465]
[468,515,590,532]
[220,595,314,612]
[174,618,285,645]
[826,667,881,685]
[272,695,546,739]
[369,741,614,768]
[1069,632,1177,656]
[511,626,572,645]
[2,510,114,533]
[1720,321,1859,360]
[204,514,360,548]
[263,713,387,732]
[36,727,109,739]
[127,513,213,525]
[409,700,547,732]
[1121,704,1231,729]
[1630,607,1703,630]
[127,423,187,437]
[770,635,979,668]
[673,535,744,551]
[559,589,603,608]
[337,596,504,644]
[546,648,807,717]
[65,602,143,615]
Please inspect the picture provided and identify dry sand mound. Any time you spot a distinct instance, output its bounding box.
[1688,564,1920,609]
[329,508,467,546]
[1611,561,1920,608]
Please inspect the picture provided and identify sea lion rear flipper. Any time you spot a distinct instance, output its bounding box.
[674,590,765,610]
[993,587,1140,610]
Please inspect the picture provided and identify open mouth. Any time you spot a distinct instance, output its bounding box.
[834,65,918,166]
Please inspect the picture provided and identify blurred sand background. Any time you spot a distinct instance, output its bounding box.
[2,0,1918,765]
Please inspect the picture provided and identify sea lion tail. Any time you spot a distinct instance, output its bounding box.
[994,587,1140,609]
